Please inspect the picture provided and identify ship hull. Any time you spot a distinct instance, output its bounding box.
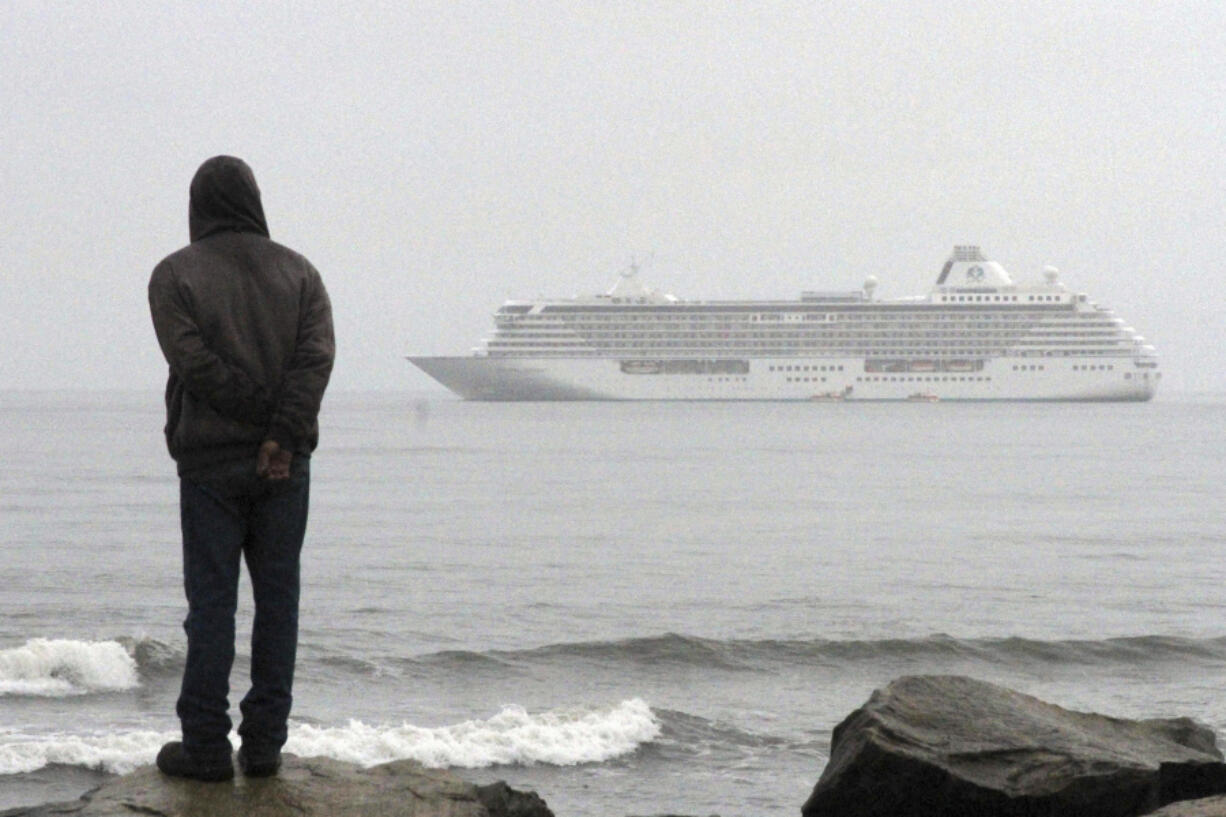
[408,356,1157,401]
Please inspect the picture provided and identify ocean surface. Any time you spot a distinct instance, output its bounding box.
[2,390,1225,815]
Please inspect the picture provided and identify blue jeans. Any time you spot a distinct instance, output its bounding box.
[176,455,309,757]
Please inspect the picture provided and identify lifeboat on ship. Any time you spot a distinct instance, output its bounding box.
[811,386,853,402]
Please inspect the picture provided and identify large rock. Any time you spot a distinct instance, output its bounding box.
[1144,796,1226,816]
[0,755,553,817]
[803,675,1226,817]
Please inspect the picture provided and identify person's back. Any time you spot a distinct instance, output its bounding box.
[151,158,333,473]
[148,156,334,781]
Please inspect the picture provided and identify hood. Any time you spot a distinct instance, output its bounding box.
[188,155,270,242]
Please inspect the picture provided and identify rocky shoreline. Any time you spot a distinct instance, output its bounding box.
[0,756,553,817]
[804,675,1226,817]
[8,675,1226,817]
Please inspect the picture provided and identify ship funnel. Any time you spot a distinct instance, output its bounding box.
[936,245,1014,287]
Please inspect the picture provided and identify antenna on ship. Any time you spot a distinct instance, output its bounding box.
[622,252,653,278]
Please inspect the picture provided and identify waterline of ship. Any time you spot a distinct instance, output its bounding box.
[410,246,1159,401]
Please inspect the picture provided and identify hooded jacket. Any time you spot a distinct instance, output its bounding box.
[149,156,335,474]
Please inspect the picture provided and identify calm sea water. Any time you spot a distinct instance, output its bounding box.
[2,390,1225,815]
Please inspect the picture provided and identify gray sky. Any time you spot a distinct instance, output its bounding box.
[3,1,1222,393]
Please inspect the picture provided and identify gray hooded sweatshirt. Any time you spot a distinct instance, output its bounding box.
[149,156,334,474]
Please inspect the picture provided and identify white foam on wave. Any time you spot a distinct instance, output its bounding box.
[287,699,661,768]
[0,729,176,776]
[0,699,661,776]
[0,639,139,697]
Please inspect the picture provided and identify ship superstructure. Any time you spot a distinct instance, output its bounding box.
[409,247,1159,401]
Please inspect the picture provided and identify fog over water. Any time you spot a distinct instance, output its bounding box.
[2,2,1223,394]
[4,6,1224,814]
[2,392,1225,815]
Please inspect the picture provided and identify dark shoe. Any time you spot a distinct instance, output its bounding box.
[156,741,233,782]
[237,744,282,777]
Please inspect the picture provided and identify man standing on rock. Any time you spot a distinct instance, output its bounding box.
[148,156,335,781]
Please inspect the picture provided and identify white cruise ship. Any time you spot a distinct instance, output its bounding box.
[409,247,1159,401]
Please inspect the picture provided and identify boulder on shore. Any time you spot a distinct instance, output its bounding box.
[803,675,1226,817]
[0,755,553,817]
[1144,795,1226,816]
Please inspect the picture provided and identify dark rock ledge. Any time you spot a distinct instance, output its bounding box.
[804,675,1226,817]
[1145,796,1226,816]
[0,755,553,817]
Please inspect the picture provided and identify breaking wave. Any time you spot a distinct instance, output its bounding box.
[0,699,661,776]
[0,729,174,775]
[0,639,142,697]
[287,698,660,768]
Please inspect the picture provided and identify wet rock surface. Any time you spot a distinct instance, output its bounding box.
[1143,796,1226,816]
[0,755,553,817]
[803,675,1226,817]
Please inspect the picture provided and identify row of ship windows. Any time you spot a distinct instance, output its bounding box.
[662,373,1151,385]
[548,319,1120,327]
[856,376,992,382]
[495,332,1126,343]
[491,347,1132,358]
[939,295,1066,303]
[519,308,1083,321]
[506,325,1124,336]
[503,322,1124,334]
[657,372,1142,382]
[768,364,846,372]
[517,316,1123,328]
[490,352,1134,363]
[489,343,1130,354]
[491,352,1127,363]
[538,326,1124,335]
[1010,364,1116,371]
[493,334,1127,345]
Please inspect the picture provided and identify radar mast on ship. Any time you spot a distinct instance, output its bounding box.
[605,257,676,304]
